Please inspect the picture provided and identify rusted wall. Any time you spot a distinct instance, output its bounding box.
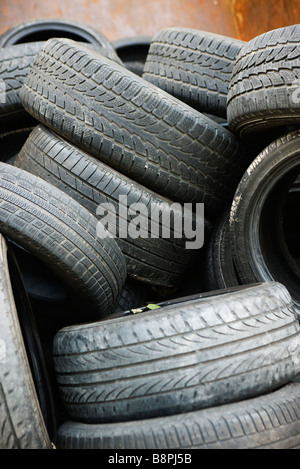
[0,0,300,42]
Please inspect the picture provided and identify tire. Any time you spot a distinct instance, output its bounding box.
[0,41,121,133]
[0,18,121,64]
[227,24,300,140]
[142,28,245,118]
[19,38,247,217]
[113,35,151,76]
[0,234,53,448]
[56,380,300,449]
[0,163,126,317]
[16,124,204,287]
[53,282,300,423]
[229,130,300,320]
[0,42,45,131]
[205,208,240,290]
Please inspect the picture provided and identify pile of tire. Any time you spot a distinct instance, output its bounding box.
[1,19,300,450]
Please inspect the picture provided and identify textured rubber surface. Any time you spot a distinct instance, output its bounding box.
[0,163,126,317]
[229,130,300,320]
[0,42,45,130]
[0,234,52,449]
[205,208,240,290]
[143,28,244,118]
[227,24,300,139]
[19,38,247,216]
[53,282,300,423]
[0,38,123,132]
[16,125,202,287]
[56,381,300,449]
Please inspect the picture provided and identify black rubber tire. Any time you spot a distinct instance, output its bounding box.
[227,24,300,140]
[56,380,300,449]
[0,40,122,132]
[113,35,151,76]
[205,208,240,290]
[0,42,45,131]
[19,38,247,217]
[143,28,245,118]
[16,124,204,287]
[0,162,126,317]
[53,282,300,423]
[0,18,120,63]
[0,234,53,449]
[229,130,300,320]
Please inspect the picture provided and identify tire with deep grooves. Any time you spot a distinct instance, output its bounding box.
[143,28,244,118]
[0,41,121,132]
[227,24,300,139]
[229,130,300,320]
[0,42,45,131]
[53,282,300,423]
[15,124,203,287]
[56,381,300,449]
[0,163,126,317]
[19,38,247,217]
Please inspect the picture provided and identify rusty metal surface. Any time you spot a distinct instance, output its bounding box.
[0,0,300,43]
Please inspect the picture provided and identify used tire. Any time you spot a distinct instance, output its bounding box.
[16,124,204,287]
[56,380,300,449]
[205,208,240,290]
[0,40,122,132]
[53,282,300,423]
[0,234,53,449]
[0,163,126,317]
[143,28,245,118]
[229,130,300,320]
[227,24,300,139]
[0,43,45,131]
[0,18,121,64]
[19,38,247,217]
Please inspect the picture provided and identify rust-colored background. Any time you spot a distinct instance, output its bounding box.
[0,0,300,42]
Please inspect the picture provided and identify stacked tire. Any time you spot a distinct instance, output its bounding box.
[1,19,300,450]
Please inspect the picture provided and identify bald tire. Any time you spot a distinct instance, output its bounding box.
[53,282,300,423]
[56,381,300,449]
